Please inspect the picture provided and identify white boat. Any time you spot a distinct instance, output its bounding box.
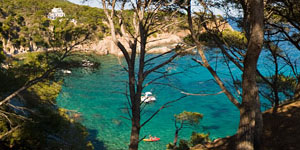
[141,92,156,103]
[61,69,72,74]
[82,59,94,67]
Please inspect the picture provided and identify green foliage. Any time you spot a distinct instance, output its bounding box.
[10,52,52,81]
[170,111,203,149]
[166,140,190,150]
[167,132,210,150]
[175,111,203,126]
[190,132,210,146]
[190,28,247,50]
[266,0,300,25]
[86,141,95,150]
[114,10,134,35]
[0,0,105,52]
[0,1,103,148]
[222,29,247,49]
[0,53,52,95]
[28,80,62,103]
[2,104,92,150]
[272,74,297,92]
[178,139,190,150]
[0,52,97,149]
[0,11,25,49]
[0,40,4,64]
[183,35,194,46]
[257,73,297,99]
[166,143,176,149]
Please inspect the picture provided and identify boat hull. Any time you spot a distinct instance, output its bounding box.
[143,138,160,142]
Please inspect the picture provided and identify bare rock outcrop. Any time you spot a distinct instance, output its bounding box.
[78,30,189,56]
[3,21,233,56]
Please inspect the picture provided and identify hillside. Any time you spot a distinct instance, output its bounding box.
[1,0,235,56]
[0,0,107,54]
[191,100,300,150]
[0,0,212,56]
[0,0,106,27]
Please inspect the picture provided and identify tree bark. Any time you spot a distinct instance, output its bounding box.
[129,107,140,150]
[128,61,140,150]
[272,57,280,114]
[236,0,264,150]
[129,125,140,150]
[173,129,179,146]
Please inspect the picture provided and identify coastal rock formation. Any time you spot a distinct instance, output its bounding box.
[73,30,189,56]
[2,20,233,56]
[2,31,188,56]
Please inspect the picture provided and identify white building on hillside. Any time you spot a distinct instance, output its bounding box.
[48,8,65,20]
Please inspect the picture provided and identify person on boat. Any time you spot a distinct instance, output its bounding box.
[149,135,153,140]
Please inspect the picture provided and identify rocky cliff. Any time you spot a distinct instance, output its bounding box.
[74,30,189,56]
[2,22,233,56]
[2,30,189,56]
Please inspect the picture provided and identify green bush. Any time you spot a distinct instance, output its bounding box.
[190,132,210,146]
[178,139,190,150]
[0,51,98,149]
[166,140,190,150]
[222,29,247,49]
[0,41,5,64]
[166,143,176,150]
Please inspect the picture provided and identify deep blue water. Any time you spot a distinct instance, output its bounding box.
[56,52,244,150]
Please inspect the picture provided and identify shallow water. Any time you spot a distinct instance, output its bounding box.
[56,53,242,150]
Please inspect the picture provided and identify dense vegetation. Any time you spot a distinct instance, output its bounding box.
[0,51,102,149]
[0,0,105,149]
[0,0,188,55]
[0,0,107,53]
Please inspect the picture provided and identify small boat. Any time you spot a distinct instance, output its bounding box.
[61,69,72,74]
[82,59,94,67]
[143,137,160,142]
[141,92,156,103]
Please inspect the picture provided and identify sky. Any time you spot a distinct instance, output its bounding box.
[68,0,101,8]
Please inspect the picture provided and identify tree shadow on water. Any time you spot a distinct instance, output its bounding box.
[87,129,107,150]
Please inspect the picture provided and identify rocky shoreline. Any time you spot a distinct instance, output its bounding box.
[67,30,190,56]
[3,30,190,57]
[3,19,233,57]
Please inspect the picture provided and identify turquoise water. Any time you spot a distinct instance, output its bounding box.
[56,53,241,150]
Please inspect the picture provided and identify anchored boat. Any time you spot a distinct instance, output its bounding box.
[141,92,156,103]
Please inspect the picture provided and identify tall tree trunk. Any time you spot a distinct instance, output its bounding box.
[29,40,35,52]
[272,84,280,114]
[129,114,140,150]
[128,56,141,150]
[173,129,179,146]
[129,89,141,150]
[272,49,280,113]
[236,0,264,150]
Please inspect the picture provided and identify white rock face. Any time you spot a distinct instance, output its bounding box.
[2,19,234,57]
[1,31,187,56]
[77,31,189,56]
